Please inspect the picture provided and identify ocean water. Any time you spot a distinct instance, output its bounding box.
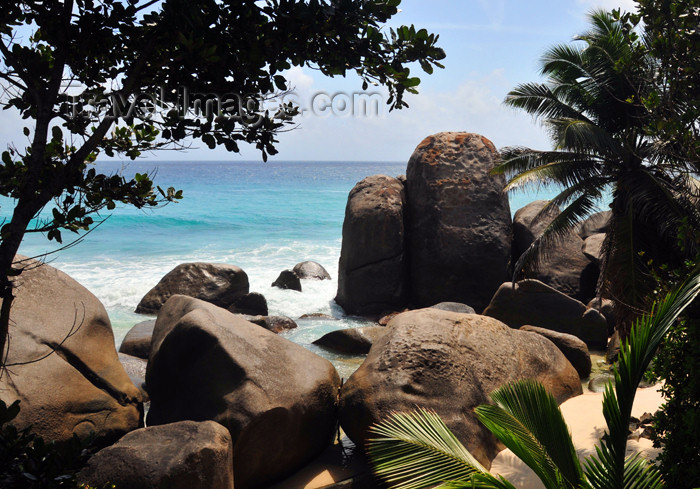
[3,160,562,379]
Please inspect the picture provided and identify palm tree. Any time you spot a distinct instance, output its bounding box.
[366,268,700,489]
[493,10,700,335]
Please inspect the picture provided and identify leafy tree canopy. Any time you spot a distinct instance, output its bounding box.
[0,0,445,364]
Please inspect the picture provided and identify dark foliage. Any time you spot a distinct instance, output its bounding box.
[0,399,97,489]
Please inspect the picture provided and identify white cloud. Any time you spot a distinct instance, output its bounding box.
[260,70,552,162]
[283,66,314,93]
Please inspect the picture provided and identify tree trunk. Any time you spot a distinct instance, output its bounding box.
[0,199,46,366]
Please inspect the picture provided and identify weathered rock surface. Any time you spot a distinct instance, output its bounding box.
[313,326,388,355]
[293,261,332,280]
[118,353,149,400]
[78,420,234,489]
[588,297,616,334]
[135,263,249,315]
[511,200,560,261]
[588,373,615,393]
[578,211,612,240]
[228,292,268,316]
[119,320,155,359]
[520,325,592,379]
[336,175,408,314]
[272,270,302,291]
[430,302,476,314]
[405,132,512,311]
[511,201,598,302]
[146,295,340,489]
[1,256,142,443]
[482,279,608,348]
[582,233,605,265]
[242,315,298,333]
[339,308,582,469]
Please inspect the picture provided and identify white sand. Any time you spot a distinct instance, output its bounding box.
[490,385,663,488]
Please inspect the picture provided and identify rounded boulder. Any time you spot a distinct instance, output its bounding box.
[339,308,582,469]
[1,256,142,443]
[293,261,331,280]
[78,420,234,489]
[146,295,340,489]
[135,262,249,315]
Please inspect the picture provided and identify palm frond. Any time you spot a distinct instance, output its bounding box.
[367,408,485,489]
[514,183,603,277]
[584,269,700,487]
[504,82,593,125]
[549,118,620,155]
[494,147,605,191]
[476,380,584,489]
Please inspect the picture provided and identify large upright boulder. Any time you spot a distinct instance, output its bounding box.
[339,309,582,469]
[135,262,249,315]
[482,279,609,348]
[336,175,408,314]
[79,420,234,489]
[405,132,512,311]
[1,256,142,443]
[512,200,598,302]
[146,295,340,489]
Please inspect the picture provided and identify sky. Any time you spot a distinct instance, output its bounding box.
[0,0,639,163]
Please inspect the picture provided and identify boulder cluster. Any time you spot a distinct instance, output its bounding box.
[2,132,620,488]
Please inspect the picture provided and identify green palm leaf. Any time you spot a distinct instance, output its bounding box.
[367,408,486,489]
[583,268,700,488]
[477,381,584,489]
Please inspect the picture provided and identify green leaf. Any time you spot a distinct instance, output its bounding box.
[367,408,486,489]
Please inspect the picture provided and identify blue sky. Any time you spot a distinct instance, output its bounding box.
[0,0,637,163]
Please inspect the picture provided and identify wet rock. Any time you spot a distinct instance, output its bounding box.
[313,326,388,354]
[242,315,298,333]
[228,292,268,316]
[293,261,331,280]
[272,270,302,291]
[136,263,249,315]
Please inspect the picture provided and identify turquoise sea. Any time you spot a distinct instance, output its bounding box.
[3,160,561,379]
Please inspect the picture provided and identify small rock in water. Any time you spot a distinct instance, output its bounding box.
[135,262,249,314]
[228,292,268,316]
[299,313,336,320]
[313,326,388,355]
[243,315,298,333]
[272,270,302,291]
[588,373,615,393]
[293,261,331,280]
